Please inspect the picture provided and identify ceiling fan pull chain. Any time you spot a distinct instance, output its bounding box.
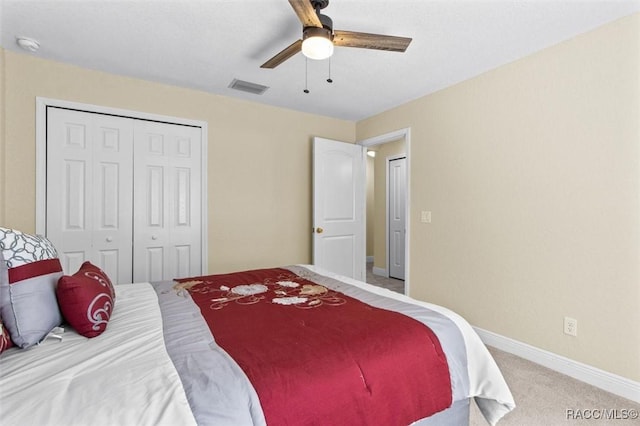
[327,58,333,83]
[304,57,310,94]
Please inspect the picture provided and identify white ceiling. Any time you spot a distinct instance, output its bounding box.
[1,0,639,121]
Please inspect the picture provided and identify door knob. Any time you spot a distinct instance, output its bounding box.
[316,227,324,234]
[106,237,113,242]
[152,235,158,240]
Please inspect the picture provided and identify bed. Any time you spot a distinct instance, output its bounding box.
[0,258,515,425]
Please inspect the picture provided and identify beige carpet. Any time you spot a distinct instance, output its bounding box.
[469,347,640,425]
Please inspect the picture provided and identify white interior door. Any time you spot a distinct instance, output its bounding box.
[46,108,133,283]
[388,157,406,280]
[133,120,202,282]
[312,137,365,281]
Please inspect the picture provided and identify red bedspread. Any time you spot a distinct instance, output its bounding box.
[176,268,452,425]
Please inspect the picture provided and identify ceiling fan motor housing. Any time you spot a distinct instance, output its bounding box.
[318,13,333,31]
[304,26,333,42]
[303,13,333,41]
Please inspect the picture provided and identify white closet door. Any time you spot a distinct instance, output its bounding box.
[46,108,134,283]
[133,120,202,282]
[388,157,406,280]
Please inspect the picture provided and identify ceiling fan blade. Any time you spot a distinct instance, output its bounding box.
[333,30,412,52]
[288,0,322,28]
[260,39,303,69]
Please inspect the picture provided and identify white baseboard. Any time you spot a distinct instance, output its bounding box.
[473,327,640,403]
[372,266,387,277]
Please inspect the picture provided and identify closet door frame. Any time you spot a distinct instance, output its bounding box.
[35,97,209,277]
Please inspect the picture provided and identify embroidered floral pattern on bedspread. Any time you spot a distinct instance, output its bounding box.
[173,270,346,310]
[0,318,13,353]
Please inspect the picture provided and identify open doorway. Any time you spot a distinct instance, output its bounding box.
[360,128,410,295]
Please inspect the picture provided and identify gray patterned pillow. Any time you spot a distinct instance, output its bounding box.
[0,227,63,348]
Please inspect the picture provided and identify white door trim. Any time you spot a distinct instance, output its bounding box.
[358,128,411,295]
[35,97,209,275]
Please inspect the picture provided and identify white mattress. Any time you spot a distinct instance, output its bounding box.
[0,283,196,426]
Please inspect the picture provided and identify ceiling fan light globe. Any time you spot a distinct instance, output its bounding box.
[302,36,334,60]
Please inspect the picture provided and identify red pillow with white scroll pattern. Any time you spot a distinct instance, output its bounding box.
[56,262,116,338]
[0,316,13,353]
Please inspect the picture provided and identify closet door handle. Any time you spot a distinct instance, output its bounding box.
[106,237,113,242]
[152,235,158,240]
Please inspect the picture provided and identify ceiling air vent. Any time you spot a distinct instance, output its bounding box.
[228,79,269,95]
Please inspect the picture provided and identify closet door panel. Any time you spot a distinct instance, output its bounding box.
[174,245,191,278]
[63,252,87,278]
[169,128,202,280]
[64,160,87,231]
[90,116,134,284]
[98,249,120,280]
[133,121,201,282]
[47,110,91,272]
[146,166,165,227]
[99,162,120,228]
[145,247,165,282]
[175,167,191,226]
[134,127,169,282]
[46,108,134,283]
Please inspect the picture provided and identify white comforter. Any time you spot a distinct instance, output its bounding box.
[0,283,196,426]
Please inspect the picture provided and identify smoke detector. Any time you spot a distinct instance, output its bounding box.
[16,37,40,52]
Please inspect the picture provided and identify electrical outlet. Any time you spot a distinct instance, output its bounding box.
[564,316,578,337]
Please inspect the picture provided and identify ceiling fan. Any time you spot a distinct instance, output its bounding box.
[261,0,412,69]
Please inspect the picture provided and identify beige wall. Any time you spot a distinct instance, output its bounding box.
[0,49,355,273]
[357,14,640,381]
[372,138,406,271]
